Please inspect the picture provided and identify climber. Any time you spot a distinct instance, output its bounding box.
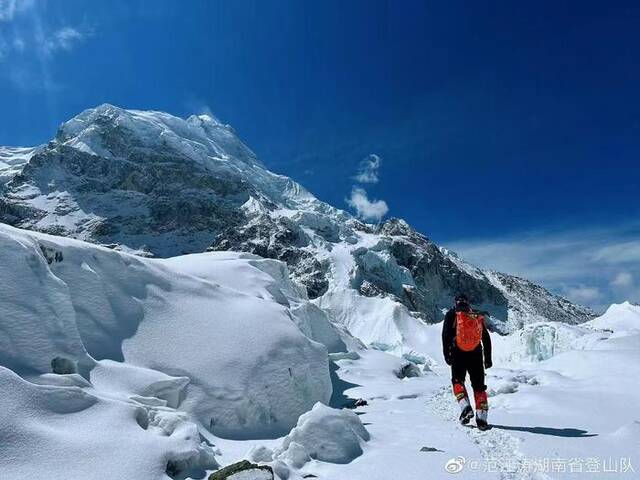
[441,293,492,431]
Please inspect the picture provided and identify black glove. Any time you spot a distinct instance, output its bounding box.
[484,358,492,369]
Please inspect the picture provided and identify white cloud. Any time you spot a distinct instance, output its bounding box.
[0,1,93,93]
[354,154,381,184]
[0,3,92,70]
[446,222,640,309]
[0,0,34,22]
[346,153,389,221]
[565,286,602,303]
[43,26,86,54]
[347,187,389,221]
[592,241,640,264]
[612,272,633,289]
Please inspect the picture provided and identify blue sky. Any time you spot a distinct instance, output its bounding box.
[0,0,639,309]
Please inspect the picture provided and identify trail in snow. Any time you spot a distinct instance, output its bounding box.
[426,384,549,480]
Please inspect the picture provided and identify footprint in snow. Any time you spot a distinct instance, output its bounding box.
[426,385,550,480]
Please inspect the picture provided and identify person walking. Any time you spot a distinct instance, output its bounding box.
[442,293,492,430]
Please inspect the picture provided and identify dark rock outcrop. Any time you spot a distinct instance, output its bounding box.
[209,460,273,480]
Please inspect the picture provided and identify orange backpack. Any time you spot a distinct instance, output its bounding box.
[455,311,484,351]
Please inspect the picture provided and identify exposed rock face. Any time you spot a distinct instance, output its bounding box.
[483,270,596,331]
[210,213,331,298]
[0,107,260,256]
[0,104,594,338]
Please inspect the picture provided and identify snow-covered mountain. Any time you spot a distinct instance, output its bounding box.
[2,105,638,480]
[0,104,594,346]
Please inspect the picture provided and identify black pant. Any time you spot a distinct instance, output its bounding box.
[450,346,486,392]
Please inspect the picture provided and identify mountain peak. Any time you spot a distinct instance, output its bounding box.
[0,106,594,335]
[376,217,421,237]
[55,104,259,168]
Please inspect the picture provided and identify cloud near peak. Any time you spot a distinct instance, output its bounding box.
[347,187,389,221]
[354,154,381,184]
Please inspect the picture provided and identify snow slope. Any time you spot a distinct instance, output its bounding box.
[583,301,640,333]
[0,222,338,478]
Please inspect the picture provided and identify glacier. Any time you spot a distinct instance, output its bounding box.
[1,105,635,480]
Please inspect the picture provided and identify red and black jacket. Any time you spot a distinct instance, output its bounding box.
[441,306,492,364]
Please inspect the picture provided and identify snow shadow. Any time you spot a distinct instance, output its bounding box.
[329,361,361,409]
[491,424,598,438]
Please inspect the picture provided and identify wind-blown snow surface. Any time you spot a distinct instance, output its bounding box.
[0,223,336,478]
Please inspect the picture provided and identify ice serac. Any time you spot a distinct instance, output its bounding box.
[0,104,594,342]
[0,223,332,439]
